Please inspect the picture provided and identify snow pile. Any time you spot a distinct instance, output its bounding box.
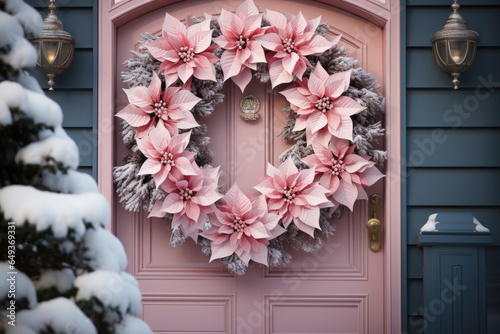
[116,315,154,334]
[0,263,37,308]
[0,99,12,125]
[74,270,142,316]
[473,217,490,232]
[33,269,75,293]
[4,0,43,36]
[16,127,79,169]
[0,11,37,69]
[17,297,97,334]
[0,81,63,127]
[41,169,99,194]
[83,228,128,272]
[0,185,110,238]
[420,213,439,232]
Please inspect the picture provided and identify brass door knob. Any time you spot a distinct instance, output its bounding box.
[366,218,382,252]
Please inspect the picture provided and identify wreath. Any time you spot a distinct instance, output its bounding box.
[114,0,386,275]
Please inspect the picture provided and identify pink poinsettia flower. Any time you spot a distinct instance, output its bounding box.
[136,125,198,188]
[257,10,340,88]
[145,13,219,84]
[302,139,384,211]
[254,157,333,237]
[149,167,223,242]
[116,72,201,138]
[202,184,285,266]
[214,0,267,92]
[280,63,365,146]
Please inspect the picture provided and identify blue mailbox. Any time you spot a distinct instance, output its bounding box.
[417,213,492,334]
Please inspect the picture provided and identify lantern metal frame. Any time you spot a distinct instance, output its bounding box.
[431,0,479,90]
[31,0,75,91]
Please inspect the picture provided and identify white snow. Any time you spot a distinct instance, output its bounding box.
[5,0,43,36]
[3,323,36,334]
[116,315,153,334]
[83,228,128,272]
[0,185,110,239]
[0,81,63,128]
[74,270,142,316]
[17,71,44,94]
[473,217,490,232]
[0,99,12,125]
[33,269,75,293]
[42,169,98,194]
[0,263,37,309]
[16,127,79,169]
[420,213,439,232]
[17,297,97,334]
[0,10,37,69]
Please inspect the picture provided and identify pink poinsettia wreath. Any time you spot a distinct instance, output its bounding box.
[115,0,385,272]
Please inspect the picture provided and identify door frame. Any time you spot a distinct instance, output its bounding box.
[98,0,402,331]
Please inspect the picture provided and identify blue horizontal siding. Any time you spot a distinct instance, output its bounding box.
[407,47,500,89]
[407,90,500,128]
[407,128,500,167]
[50,89,93,127]
[407,168,500,206]
[407,7,500,47]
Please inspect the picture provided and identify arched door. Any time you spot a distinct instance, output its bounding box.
[111,1,394,333]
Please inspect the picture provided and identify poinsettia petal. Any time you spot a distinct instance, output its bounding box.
[170,90,202,111]
[332,181,358,211]
[123,86,153,109]
[257,33,283,51]
[279,157,299,178]
[362,166,385,186]
[191,187,223,206]
[220,49,243,80]
[175,156,197,175]
[176,111,200,130]
[193,56,217,81]
[308,112,328,134]
[162,12,187,37]
[161,193,183,213]
[116,104,150,127]
[138,158,162,176]
[209,239,236,262]
[231,67,253,93]
[265,9,287,30]
[190,29,213,53]
[299,206,321,230]
[269,60,294,88]
[237,0,260,17]
[326,69,352,99]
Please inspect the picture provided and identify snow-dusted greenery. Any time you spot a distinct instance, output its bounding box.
[0,0,152,333]
[115,16,386,275]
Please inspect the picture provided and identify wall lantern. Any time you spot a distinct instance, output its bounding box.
[31,0,74,91]
[431,0,479,90]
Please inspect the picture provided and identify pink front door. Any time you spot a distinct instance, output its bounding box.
[112,1,392,333]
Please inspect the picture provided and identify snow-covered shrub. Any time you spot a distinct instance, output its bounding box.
[0,1,152,333]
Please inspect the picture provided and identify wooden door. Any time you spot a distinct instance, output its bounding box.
[114,1,385,333]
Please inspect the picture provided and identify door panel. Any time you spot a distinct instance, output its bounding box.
[114,1,385,333]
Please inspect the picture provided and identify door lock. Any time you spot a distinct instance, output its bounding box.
[367,194,382,252]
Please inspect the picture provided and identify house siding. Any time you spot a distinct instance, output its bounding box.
[26,0,97,178]
[403,0,500,333]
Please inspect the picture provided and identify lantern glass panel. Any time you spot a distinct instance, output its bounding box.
[42,41,60,65]
[435,40,448,65]
[449,40,467,64]
[59,41,72,66]
[463,41,477,65]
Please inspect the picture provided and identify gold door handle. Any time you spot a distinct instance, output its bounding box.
[367,194,382,252]
[366,218,382,252]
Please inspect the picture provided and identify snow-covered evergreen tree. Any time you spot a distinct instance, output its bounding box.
[0,1,152,333]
